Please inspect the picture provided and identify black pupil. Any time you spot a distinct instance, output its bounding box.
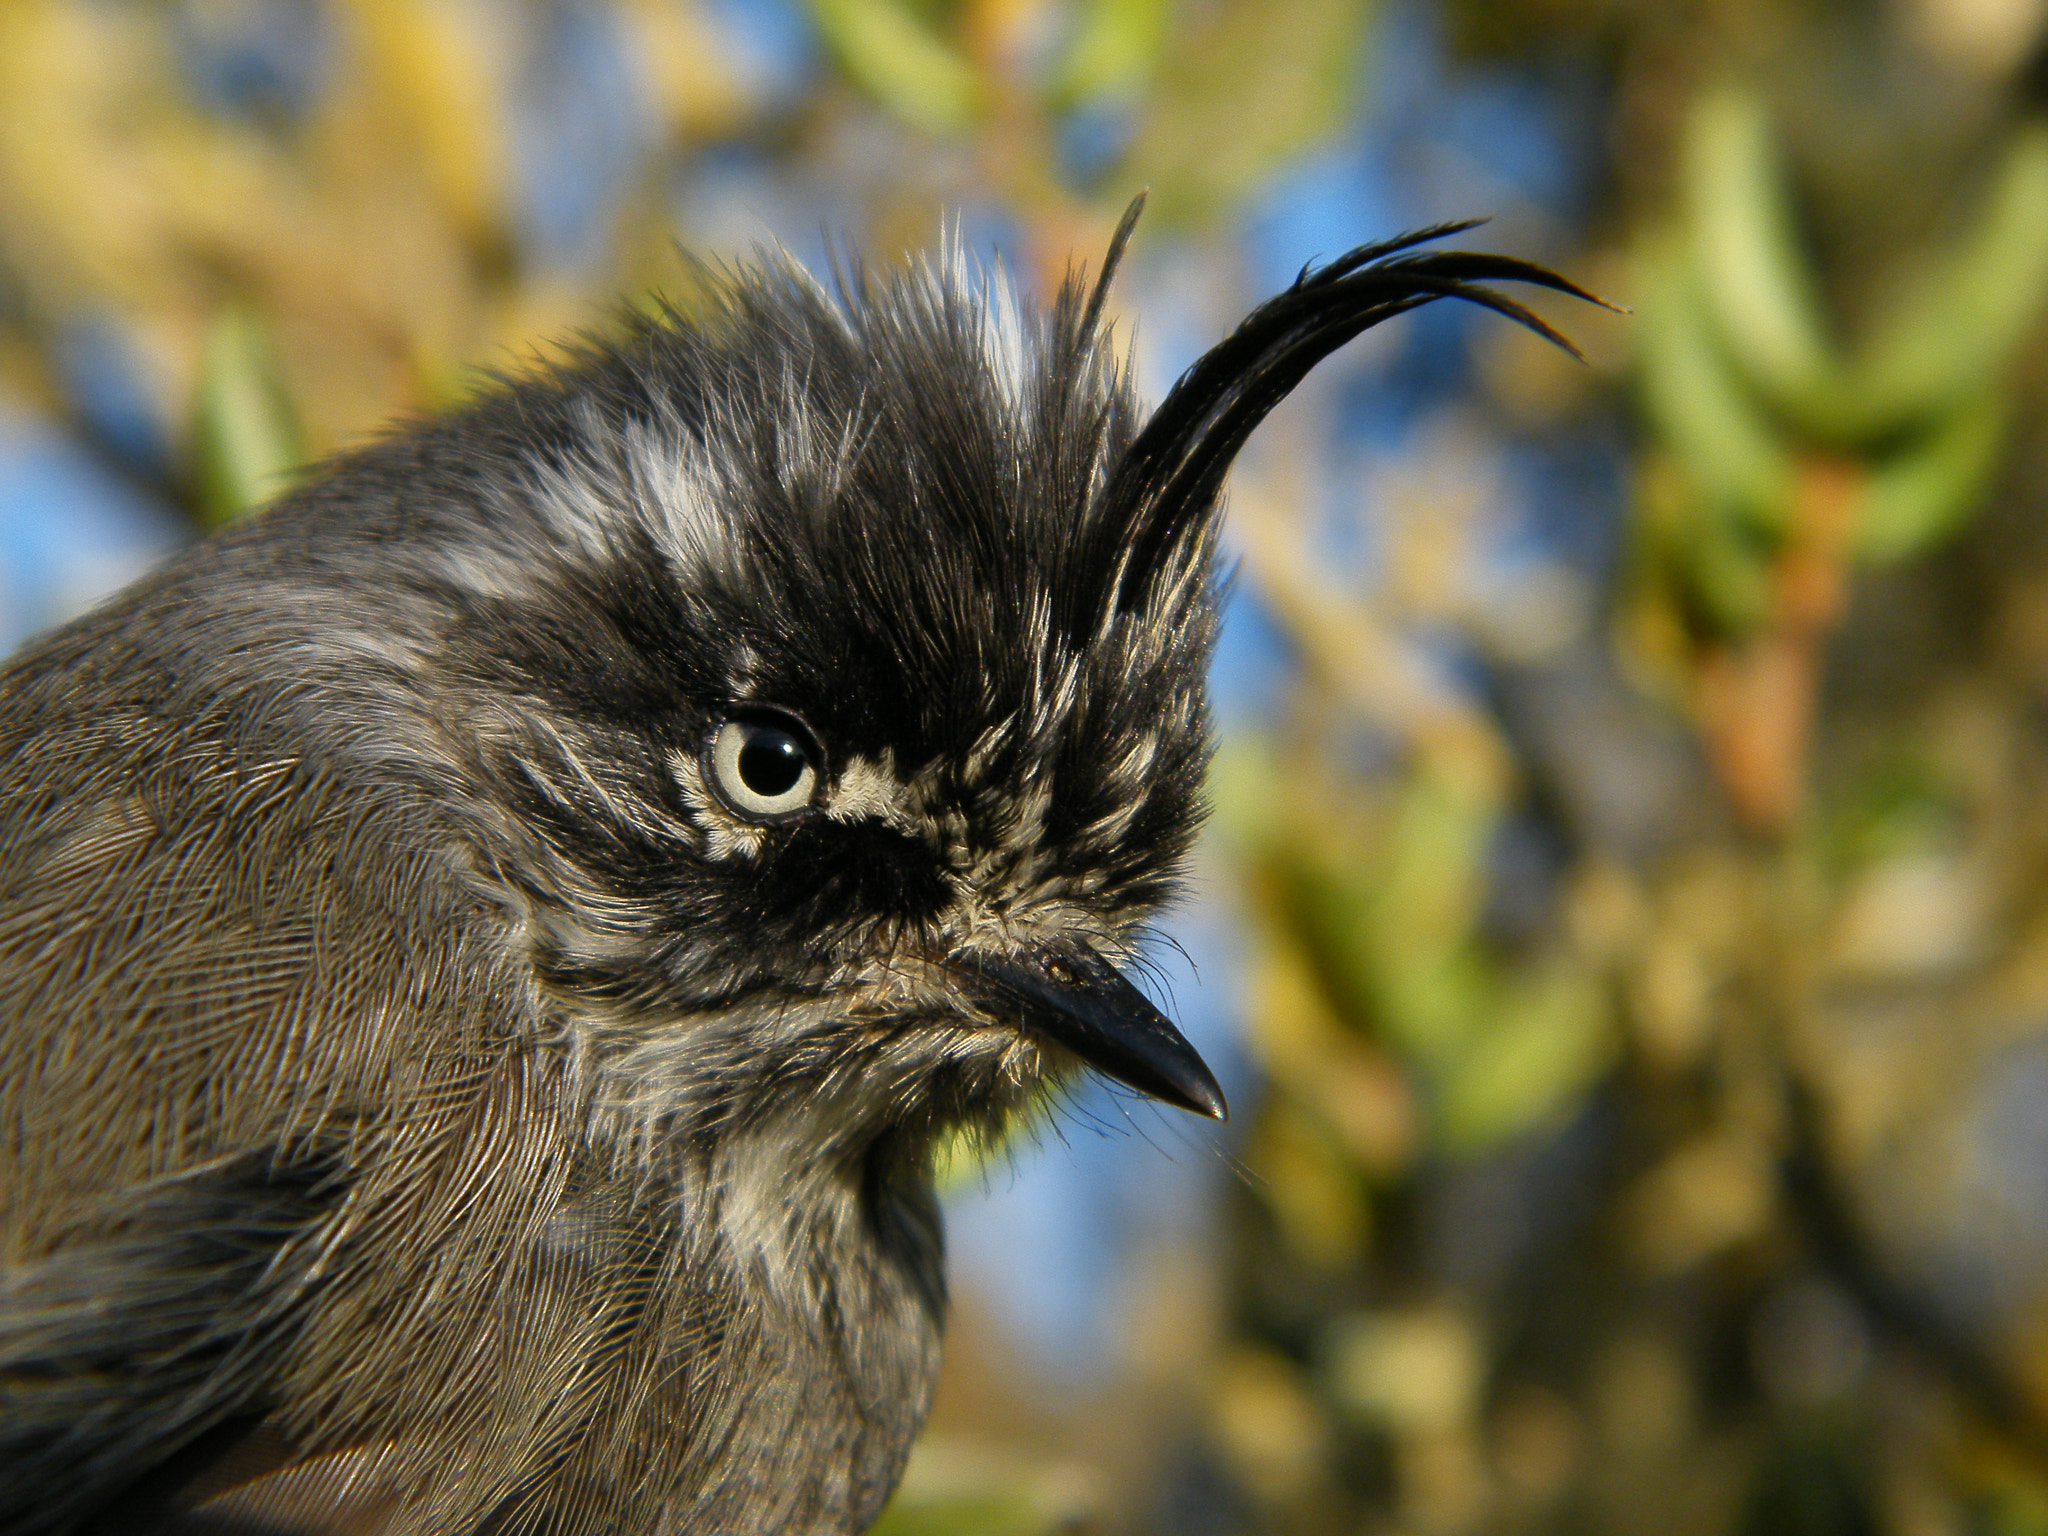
[737,729,806,798]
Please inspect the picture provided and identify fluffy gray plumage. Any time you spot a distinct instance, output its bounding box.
[0,204,1589,1534]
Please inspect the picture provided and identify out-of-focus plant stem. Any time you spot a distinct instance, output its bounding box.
[1232,471,1514,797]
[1698,457,1859,833]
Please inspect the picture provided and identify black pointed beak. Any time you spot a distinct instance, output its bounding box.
[953,947,1228,1121]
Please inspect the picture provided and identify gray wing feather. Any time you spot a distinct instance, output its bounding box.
[0,612,589,1529]
[0,1157,340,1532]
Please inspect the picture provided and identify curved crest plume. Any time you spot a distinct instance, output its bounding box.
[1097,206,1609,611]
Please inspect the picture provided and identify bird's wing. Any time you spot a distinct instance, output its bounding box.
[0,690,538,1529]
[0,1150,346,1532]
[0,723,688,1532]
[144,1439,409,1535]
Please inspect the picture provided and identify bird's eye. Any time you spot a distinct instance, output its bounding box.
[704,710,822,822]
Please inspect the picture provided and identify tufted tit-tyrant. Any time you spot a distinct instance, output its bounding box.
[0,200,1594,1534]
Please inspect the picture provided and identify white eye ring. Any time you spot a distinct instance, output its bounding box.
[705,711,821,822]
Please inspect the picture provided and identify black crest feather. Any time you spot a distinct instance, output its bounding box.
[1103,213,1606,610]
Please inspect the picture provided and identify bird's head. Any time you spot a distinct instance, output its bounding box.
[387,203,1591,1162]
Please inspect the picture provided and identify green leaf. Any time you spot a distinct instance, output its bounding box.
[192,306,302,525]
[809,0,981,136]
[870,1444,1091,1536]
[1679,501,1775,636]
[1363,765,1495,971]
[1634,235,1796,539]
[1852,388,2007,565]
[1852,126,2048,433]
[1206,733,1290,853]
[868,1492,1070,1536]
[1050,0,1170,105]
[1435,966,1611,1152]
[1683,86,1845,426]
[1273,761,1499,1064]
[1684,90,2048,441]
[1351,765,1498,1063]
[1371,947,1492,1068]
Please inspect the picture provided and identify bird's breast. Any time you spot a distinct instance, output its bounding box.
[664,1123,945,1531]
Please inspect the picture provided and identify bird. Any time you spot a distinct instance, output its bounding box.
[0,199,1592,1534]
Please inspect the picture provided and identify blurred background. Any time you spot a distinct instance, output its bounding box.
[13,1,2048,1533]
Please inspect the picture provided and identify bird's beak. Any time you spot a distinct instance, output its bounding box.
[952,947,1228,1121]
